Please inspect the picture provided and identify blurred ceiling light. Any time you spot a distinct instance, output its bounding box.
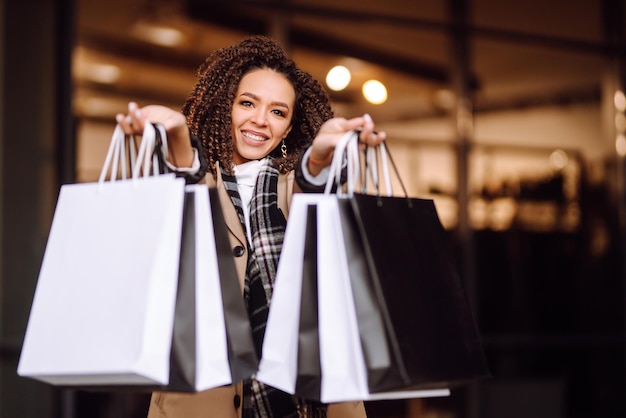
[77,62,121,84]
[81,97,124,118]
[362,80,387,104]
[614,90,626,112]
[326,65,351,91]
[549,149,569,171]
[132,22,184,47]
[616,134,626,157]
[434,89,455,109]
[489,197,517,231]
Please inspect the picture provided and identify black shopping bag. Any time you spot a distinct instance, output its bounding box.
[209,187,259,383]
[169,187,258,391]
[294,205,323,401]
[346,192,490,393]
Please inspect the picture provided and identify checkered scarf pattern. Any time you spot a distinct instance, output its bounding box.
[221,160,327,418]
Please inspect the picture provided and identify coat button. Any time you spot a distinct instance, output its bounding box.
[233,394,241,409]
[233,245,245,257]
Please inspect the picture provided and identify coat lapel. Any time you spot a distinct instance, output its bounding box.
[204,164,296,291]
[213,171,247,247]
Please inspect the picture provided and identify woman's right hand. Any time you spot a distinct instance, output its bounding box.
[307,113,386,176]
[115,102,196,168]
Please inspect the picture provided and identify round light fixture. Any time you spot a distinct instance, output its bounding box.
[326,65,351,91]
[549,149,569,171]
[362,80,388,104]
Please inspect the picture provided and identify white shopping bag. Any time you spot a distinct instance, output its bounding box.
[17,173,186,387]
[255,193,311,394]
[190,185,258,391]
[316,195,370,402]
[180,185,232,391]
[18,123,184,387]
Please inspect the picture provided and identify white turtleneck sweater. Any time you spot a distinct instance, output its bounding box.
[233,159,265,246]
[231,151,331,246]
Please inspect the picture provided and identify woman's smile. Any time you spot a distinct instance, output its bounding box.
[241,130,269,143]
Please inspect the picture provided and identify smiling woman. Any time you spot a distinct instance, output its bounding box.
[113,35,386,418]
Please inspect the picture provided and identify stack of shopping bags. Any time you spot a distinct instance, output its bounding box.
[17,125,488,400]
[257,132,489,402]
[17,123,257,391]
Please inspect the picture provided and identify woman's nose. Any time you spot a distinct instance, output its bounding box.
[252,109,268,125]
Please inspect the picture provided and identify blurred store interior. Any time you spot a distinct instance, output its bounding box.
[1,0,625,417]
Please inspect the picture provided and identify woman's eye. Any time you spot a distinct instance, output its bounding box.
[240,100,253,107]
[272,109,286,117]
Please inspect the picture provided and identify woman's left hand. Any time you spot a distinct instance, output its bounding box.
[115,102,196,168]
[307,113,386,175]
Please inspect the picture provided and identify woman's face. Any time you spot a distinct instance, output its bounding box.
[230,68,295,165]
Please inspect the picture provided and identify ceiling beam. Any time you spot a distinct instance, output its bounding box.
[186,1,467,85]
[188,0,620,56]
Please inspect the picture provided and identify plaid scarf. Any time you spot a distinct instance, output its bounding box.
[221,160,327,418]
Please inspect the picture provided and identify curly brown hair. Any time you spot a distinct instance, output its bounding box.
[182,35,334,176]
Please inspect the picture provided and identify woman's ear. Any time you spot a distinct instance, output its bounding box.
[284,124,293,139]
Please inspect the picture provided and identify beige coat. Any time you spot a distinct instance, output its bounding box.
[147,169,367,418]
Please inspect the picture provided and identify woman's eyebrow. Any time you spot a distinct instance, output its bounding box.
[240,92,290,110]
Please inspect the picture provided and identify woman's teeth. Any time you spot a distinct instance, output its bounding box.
[243,132,267,142]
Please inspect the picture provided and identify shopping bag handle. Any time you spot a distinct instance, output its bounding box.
[99,124,133,184]
[323,130,364,196]
[98,122,169,186]
[323,131,409,199]
[133,122,169,180]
